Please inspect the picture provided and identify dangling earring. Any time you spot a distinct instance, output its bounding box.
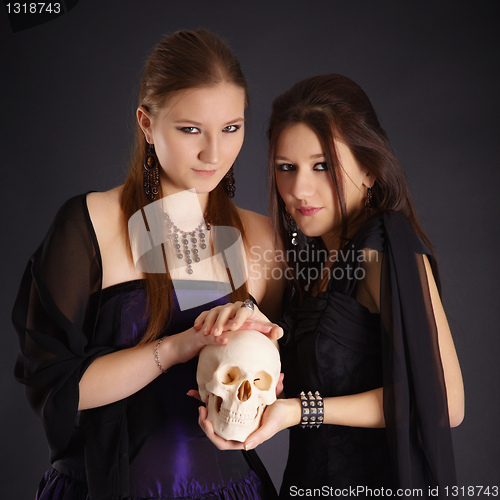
[365,187,373,218]
[285,208,299,246]
[143,143,160,201]
[223,165,236,198]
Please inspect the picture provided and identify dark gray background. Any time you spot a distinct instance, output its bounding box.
[1,1,498,497]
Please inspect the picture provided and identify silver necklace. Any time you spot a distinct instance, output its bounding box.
[164,213,210,274]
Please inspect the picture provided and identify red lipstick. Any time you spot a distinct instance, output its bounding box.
[192,169,217,177]
[297,206,322,216]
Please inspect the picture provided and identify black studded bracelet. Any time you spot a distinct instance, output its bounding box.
[299,391,324,428]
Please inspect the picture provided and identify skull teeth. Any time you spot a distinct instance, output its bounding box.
[219,407,261,424]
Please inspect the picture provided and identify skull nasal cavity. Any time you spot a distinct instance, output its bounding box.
[237,380,252,401]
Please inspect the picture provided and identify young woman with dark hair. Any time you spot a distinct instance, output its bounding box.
[13,29,283,500]
[198,74,464,498]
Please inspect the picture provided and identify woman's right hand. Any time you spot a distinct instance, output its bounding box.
[193,301,283,340]
[165,326,229,366]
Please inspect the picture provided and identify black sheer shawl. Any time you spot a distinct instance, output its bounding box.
[13,194,105,458]
[279,210,457,494]
[12,194,167,499]
[377,211,456,491]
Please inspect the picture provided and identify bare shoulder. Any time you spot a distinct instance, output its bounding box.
[236,207,286,321]
[237,207,276,251]
[86,187,124,232]
[86,187,140,287]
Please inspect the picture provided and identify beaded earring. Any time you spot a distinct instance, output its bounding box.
[365,187,373,218]
[285,209,299,246]
[143,143,160,201]
[223,165,236,198]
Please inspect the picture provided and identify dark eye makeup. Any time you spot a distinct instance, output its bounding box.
[275,162,327,172]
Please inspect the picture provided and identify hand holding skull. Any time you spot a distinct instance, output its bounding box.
[194,301,283,340]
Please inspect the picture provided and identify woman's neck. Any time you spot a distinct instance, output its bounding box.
[321,210,366,254]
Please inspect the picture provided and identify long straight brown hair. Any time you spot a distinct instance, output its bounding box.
[121,30,249,345]
[267,74,434,302]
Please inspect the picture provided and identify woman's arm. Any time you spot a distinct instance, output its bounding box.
[78,327,229,410]
[422,255,465,427]
[253,389,385,447]
[359,249,464,427]
[241,305,464,450]
[198,388,385,451]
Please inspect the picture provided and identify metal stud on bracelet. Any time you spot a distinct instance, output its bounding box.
[154,337,168,374]
[300,391,324,428]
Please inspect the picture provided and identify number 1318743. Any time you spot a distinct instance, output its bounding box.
[445,486,498,497]
[6,3,61,14]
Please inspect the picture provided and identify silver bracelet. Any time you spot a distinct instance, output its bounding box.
[154,337,168,374]
[300,391,324,428]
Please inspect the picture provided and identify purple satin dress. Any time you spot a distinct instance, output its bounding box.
[36,280,274,500]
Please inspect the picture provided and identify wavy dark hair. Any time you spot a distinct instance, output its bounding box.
[267,74,433,301]
[121,29,249,345]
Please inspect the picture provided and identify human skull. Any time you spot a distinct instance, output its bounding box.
[197,329,281,442]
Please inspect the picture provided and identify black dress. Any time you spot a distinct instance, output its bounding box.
[13,194,277,500]
[278,211,457,499]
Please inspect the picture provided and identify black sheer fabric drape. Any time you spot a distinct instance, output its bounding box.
[13,195,106,460]
[379,211,457,491]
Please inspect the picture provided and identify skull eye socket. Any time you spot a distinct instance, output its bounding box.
[221,367,242,385]
[253,371,273,391]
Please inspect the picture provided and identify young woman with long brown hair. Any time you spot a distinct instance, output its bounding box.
[198,74,464,498]
[13,29,283,500]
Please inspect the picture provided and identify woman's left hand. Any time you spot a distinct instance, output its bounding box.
[197,397,300,451]
[243,398,300,450]
[193,301,283,340]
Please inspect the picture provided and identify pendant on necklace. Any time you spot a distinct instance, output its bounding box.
[165,213,209,274]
